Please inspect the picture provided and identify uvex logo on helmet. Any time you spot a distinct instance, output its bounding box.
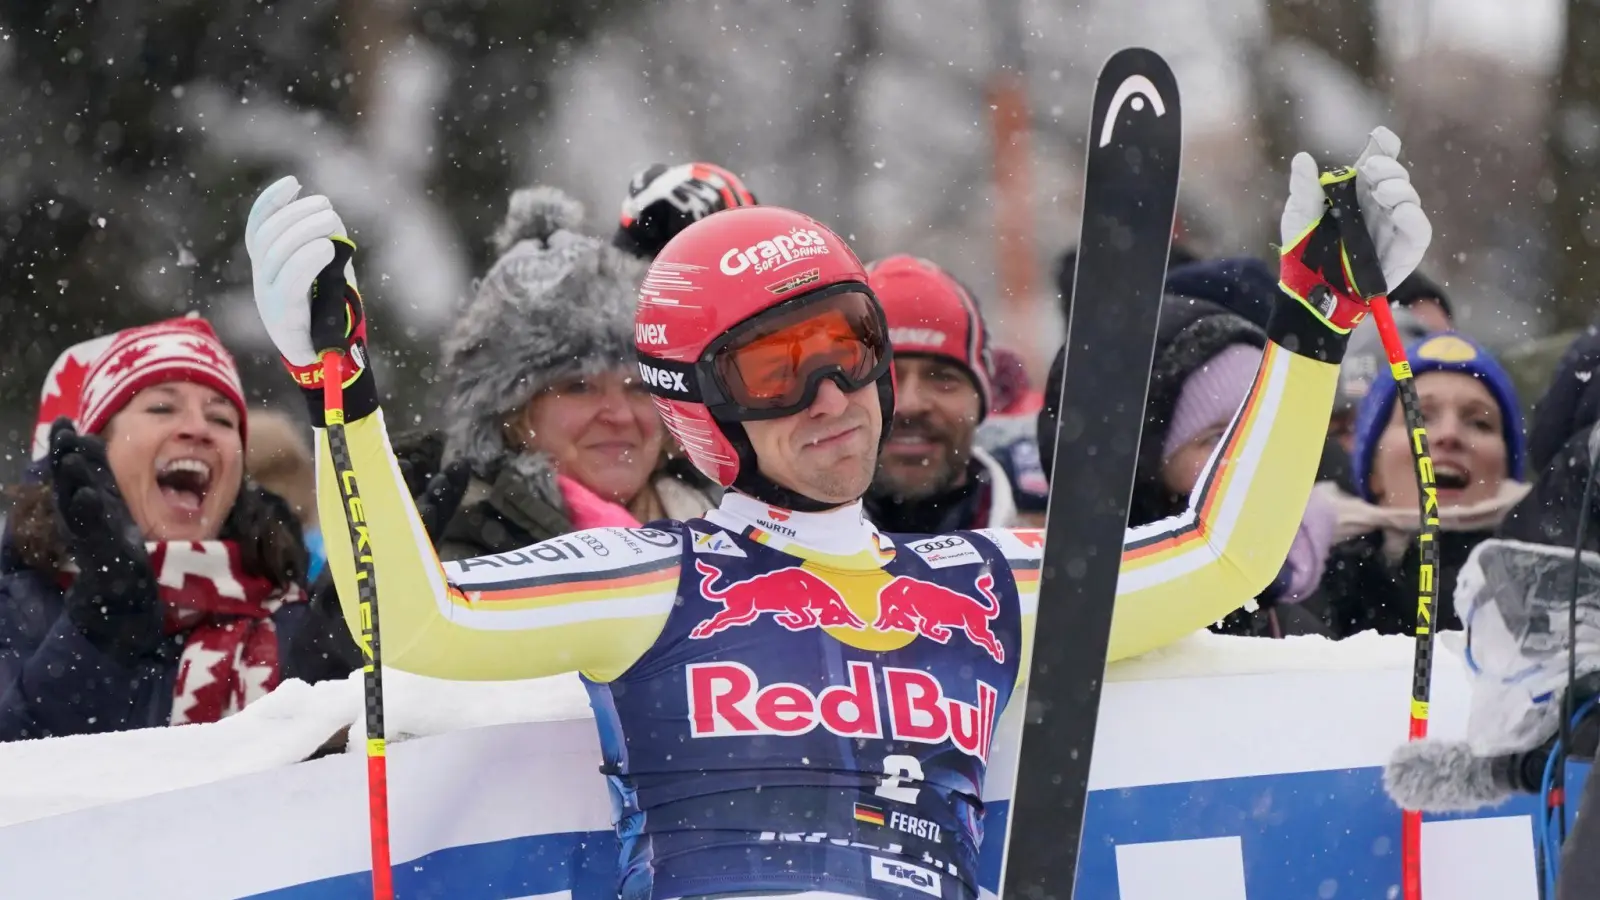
[638,360,690,395]
[720,228,833,276]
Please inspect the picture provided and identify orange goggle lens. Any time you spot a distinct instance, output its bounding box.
[713,292,886,411]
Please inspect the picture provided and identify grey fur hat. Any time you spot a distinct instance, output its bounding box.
[441,185,648,475]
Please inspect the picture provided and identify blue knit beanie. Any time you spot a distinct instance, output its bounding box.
[1350,332,1525,502]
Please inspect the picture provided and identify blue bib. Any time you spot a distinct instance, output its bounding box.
[585,520,1022,900]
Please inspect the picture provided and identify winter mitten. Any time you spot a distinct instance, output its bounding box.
[224,482,309,588]
[393,431,446,499]
[1277,126,1433,334]
[612,162,757,259]
[245,176,376,422]
[48,419,164,667]
[287,572,364,683]
[415,460,472,543]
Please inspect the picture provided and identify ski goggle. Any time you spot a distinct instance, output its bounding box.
[706,285,891,420]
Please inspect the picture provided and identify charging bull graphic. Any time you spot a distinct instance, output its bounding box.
[690,560,868,638]
[689,561,1005,664]
[872,572,1005,664]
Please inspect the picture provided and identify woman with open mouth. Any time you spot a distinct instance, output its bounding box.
[1311,331,1529,637]
[0,316,338,741]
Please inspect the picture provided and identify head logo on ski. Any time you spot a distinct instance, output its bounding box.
[1098,74,1169,148]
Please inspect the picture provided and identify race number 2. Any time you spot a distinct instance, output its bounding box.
[875,754,925,803]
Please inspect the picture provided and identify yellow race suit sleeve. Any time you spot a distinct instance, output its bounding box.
[978,298,1347,667]
[314,411,677,682]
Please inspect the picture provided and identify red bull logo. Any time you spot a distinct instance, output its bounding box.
[872,573,1005,663]
[690,562,1008,663]
[687,660,998,761]
[690,560,867,638]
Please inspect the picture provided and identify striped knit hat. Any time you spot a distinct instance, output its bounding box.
[31,315,246,459]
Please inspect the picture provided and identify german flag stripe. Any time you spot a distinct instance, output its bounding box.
[453,567,680,612]
[1121,341,1281,563]
[854,803,886,826]
[455,557,678,593]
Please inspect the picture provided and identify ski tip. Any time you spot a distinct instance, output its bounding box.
[1099,47,1172,76]
[1090,48,1181,153]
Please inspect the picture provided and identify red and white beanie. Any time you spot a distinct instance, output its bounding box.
[866,254,994,419]
[31,315,247,460]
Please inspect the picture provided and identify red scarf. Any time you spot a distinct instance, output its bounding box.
[64,541,308,726]
[153,542,306,725]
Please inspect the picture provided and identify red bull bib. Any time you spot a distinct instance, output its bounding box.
[583,519,1022,900]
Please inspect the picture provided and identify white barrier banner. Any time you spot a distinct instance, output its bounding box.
[0,634,1544,899]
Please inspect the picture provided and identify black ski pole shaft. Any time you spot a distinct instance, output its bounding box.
[312,238,394,900]
[1321,168,1438,900]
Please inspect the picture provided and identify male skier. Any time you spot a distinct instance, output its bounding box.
[246,126,1430,900]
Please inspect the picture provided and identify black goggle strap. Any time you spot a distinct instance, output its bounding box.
[636,354,703,402]
[636,344,865,419]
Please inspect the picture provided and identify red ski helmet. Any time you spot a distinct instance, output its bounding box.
[634,205,896,511]
[866,254,994,420]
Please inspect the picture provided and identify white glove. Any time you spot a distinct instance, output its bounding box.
[1279,126,1432,292]
[245,176,354,367]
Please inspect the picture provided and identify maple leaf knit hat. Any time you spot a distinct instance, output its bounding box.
[31,314,247,460]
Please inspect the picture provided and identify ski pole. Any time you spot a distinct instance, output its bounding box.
[1320,167,1439,900]
[313,238,394,900]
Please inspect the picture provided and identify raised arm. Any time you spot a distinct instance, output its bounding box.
[988,320,1356,666]
[995,126,1432,663]
[1109,127,1430,658]
[1106,301,1341,659]
[247,176,673,682]
[313,413,677,681]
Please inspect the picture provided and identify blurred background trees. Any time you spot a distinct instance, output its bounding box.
[0,0,1584,484]
[0,0,632,472]
[1548,0,1600,333]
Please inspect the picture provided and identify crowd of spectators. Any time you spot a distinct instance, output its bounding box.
[3,159,1594,743]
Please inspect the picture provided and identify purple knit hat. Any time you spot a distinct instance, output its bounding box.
[1161,343,1264,462]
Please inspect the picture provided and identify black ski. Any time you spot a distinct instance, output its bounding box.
[999,48,1182,900]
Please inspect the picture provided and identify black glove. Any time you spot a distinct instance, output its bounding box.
[223,482,310,588]
[612,162,757,259]
[393,430,446,499]
[415,460,471,544]
[283,569,364,685]
[390,430,469,543]
[48,418,165,667]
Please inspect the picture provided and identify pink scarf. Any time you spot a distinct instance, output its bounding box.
[65,541,307,726]
[557,474,641,528]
